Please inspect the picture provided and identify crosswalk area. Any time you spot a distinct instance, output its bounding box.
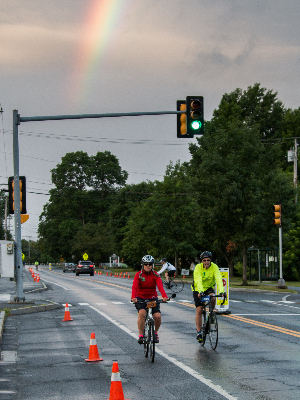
[62,298,299,308]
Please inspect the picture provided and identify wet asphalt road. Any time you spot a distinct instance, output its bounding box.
[1,267,300,400]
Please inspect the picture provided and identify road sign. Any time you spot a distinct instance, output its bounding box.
[22,253,25,260]
[61,257,64,262]
[83,253,88,260]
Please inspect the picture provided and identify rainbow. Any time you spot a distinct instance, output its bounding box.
[70,0,128,107]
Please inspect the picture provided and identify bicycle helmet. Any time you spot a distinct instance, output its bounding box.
[141,255,155,264]
[160,258,167,263]
[200,251,212,260]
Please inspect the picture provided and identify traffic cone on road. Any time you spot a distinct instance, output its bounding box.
[37,275,40,282]
[85,333,103,362]
[128,274,130,279]
[106,362,130,400]
[62,303,73,321]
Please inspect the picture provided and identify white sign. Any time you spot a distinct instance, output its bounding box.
[215,268,229,312]
[181,269,190,275]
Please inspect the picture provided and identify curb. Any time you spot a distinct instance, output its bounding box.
[9,300,62,315]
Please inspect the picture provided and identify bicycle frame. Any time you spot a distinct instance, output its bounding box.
[133,294,176,362]
[200,294,226,350]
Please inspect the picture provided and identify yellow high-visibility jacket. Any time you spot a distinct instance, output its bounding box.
[192,262,223,293]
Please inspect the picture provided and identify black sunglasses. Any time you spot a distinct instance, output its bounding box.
[144,263,153,266]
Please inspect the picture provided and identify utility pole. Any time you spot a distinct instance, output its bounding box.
[4,194,7,240]
[13,110,24,301]
[294,138,298,203]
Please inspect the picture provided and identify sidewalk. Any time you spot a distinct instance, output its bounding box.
[0,269,61,349]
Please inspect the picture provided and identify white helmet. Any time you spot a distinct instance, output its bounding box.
[141,255,155,264]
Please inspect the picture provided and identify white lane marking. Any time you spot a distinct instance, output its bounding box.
[278,301,295,304]
[112,302,124,304]
[1,351,18,362]
[89,305,238,400]
[261,300,275,303]
[232,313,297,316]
[96,303,107,305]
[0,294,10,301]
[0,391,16,394]
[177,300,192,303]
[78,303,89,306]
[41,279,70,290]
[229,300,242,303]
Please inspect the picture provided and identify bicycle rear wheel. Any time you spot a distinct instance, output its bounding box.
[149,320,155,363]
[209,313,218,350]
[143,322,149,358]
[169,278,184,293]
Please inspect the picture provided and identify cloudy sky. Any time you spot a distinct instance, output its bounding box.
[1,0,300,241]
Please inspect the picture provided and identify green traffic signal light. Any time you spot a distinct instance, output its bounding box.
[186,96,204,136]
[191,120,201,130]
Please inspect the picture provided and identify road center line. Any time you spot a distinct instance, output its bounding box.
[89,305,237,400]
[225,315,300,337]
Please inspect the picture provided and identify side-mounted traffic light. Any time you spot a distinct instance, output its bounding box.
[186,96,204,136]
[177,101,191,138]
[8,176,27,215]
[273,204,282,226]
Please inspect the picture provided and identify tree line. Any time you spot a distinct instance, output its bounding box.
[2,83,300,284]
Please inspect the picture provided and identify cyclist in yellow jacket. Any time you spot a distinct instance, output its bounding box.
[192,251,225,342]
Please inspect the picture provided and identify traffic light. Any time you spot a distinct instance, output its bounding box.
[273,204,281,226]
[177,100,191,138]
[8,176,27,214]
[186,96,204,136]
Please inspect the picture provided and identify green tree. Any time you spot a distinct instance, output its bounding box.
[122,162,199,271]
[72,222,115,265]
[188,119,295,284]
[38,151,128,261]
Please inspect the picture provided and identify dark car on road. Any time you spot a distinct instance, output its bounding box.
[63,263,76,273]
[76,261,95,276]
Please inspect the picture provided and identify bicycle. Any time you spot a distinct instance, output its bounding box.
[163,276,184,293]
[200,293,226,350]
[134,294,176,363]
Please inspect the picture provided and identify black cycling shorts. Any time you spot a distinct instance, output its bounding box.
[135,297,161,314]
[193,287,215,308]
[167,270,175,277]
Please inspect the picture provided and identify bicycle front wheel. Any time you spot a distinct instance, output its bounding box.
[201,311,207,346]
[209,313,218,350]
[143,322,149,358]
[149,320,155,363]
[169,278,184,293]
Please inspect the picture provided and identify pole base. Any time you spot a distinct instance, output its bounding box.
[277,278,287,289]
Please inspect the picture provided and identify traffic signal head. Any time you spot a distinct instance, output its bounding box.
[177,100,192,138]
[8,176,27,214]
[273,204,281,226]
[186,96,204,136]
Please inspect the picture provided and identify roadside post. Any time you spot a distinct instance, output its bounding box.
[215,268,231,315]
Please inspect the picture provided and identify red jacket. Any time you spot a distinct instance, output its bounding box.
[131,270,167,299]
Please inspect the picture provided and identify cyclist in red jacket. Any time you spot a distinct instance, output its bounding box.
[131,255,168,344]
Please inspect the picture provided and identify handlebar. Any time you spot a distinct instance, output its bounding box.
[201,293,227,305]
[132,293,176,305]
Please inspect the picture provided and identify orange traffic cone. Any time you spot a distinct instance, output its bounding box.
[37,275,40,282]
[106,362,130,400]
[183,275,185,279]
[123,273,125,278]
[128,274,130,279]
[85,333,103,362]
[34,274,37,282]
[62,303,73,321]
